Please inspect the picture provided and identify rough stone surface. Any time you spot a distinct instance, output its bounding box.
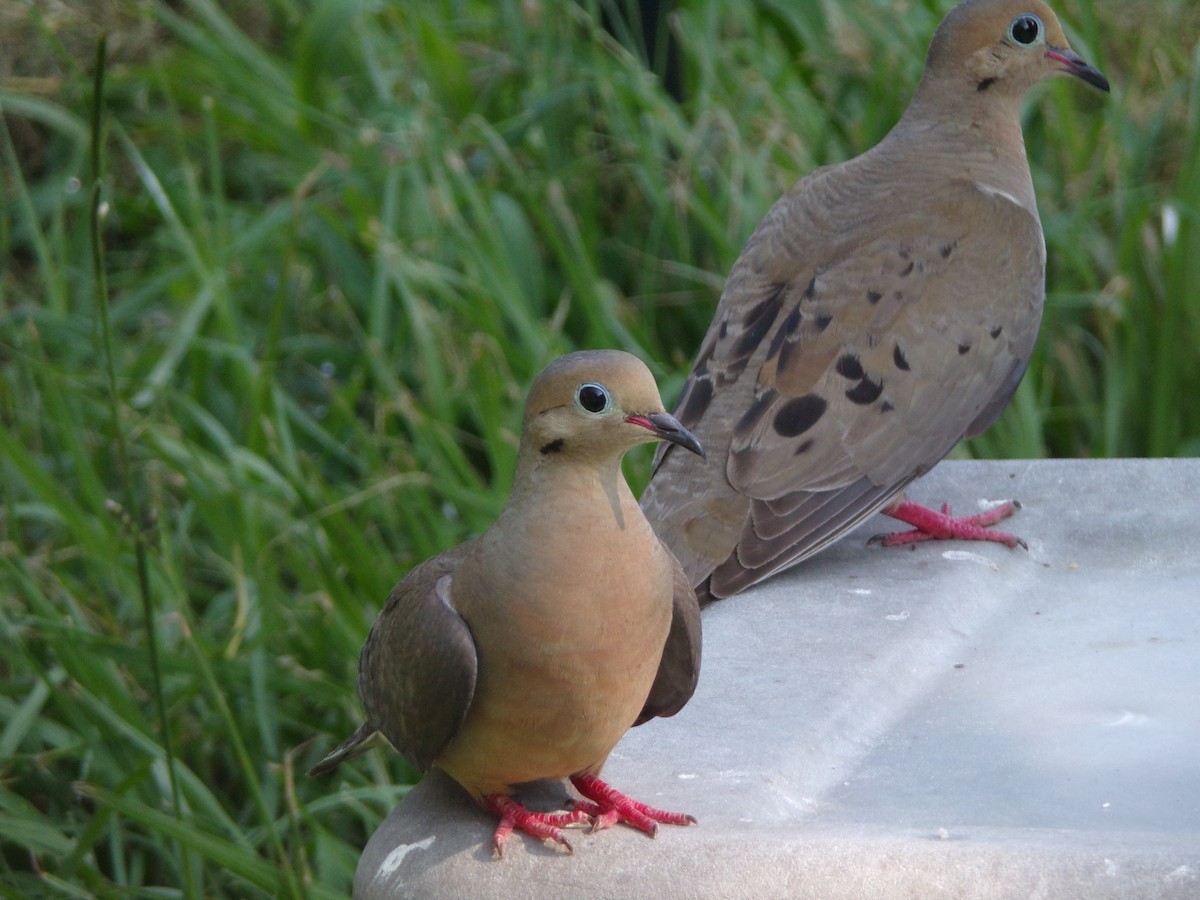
[353,459,1200,899]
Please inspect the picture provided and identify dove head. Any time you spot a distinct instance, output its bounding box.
[922,0,1109,99]
[521,350,704,464]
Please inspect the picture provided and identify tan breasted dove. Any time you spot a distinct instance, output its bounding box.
[310,350,704,855]
[641,0,1109,603]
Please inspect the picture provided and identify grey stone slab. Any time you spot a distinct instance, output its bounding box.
[353,459,1200,899]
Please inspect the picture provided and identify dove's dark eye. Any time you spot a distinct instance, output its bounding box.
[1008,14,1042,46]
[576,382,612,414]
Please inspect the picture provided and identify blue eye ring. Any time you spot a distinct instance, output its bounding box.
[1008,14,1043,46]
[575,382,612,414]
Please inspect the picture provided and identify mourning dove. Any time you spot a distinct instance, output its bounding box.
[641,0,1109,603]
[310,350,704,855]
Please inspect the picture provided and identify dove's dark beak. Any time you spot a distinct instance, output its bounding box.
[626,413,705,459]
[1047,48,1110,93]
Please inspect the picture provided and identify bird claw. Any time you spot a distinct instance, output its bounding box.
[569,774,697,838]
[486,778,693,856]
[484,795,590,857]
[871,498,1026,549]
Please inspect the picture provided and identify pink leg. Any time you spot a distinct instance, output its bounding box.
[569,774,697,837]
[483,794,590,857]
[873,499,1027,549]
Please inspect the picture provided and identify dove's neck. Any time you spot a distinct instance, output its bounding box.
[508,451,637,535]
[889,84,1036,211]
[474,450,665,619]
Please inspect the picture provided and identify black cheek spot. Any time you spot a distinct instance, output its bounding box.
[540,438,565,455]
[893,344,911,371]
[836,353,865,381]
[772,394,827,438]
[990,325,1003,339]
[958,343,971,355]
[678,377,714,425]
[867,290,882,305]
[978,77,997,92]
[846,377,883,405]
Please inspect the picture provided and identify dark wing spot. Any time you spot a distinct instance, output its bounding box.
[899,261,914,277]
[733,285,786,358]
[767,305,804,361]
[814,313,833,332]
[776,333,801,372]
[735,388,779,434]
[766,321,788,361]
[846,376,883,405]
[677,377,714,426]
[540,438,565,455]
[941,243,955,259]
[783,306,802,335]
[893,344,911,371]
[958,342,971,355]
[691,331,717,376]
[836,353,865,380]
[978,77,997,92]
[880,400,895,413]
[802,277,817,300]
[718,319,729,340]
[717,363,746,387]
[773,394,827,437]
[990,325,1003,339]
[867,290,882,305]
[794,438,814,455]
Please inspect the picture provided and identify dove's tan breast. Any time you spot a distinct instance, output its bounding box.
[436,464,674,799]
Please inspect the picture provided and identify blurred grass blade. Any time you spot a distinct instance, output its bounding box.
[88,32,193,896]
[77,784,285,894]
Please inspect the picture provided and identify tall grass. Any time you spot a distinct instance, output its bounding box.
[1,0,1195,894]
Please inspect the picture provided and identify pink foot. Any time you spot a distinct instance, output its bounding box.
[483,794,591,857]
[569,774,697,837]
[872,499,1027,549]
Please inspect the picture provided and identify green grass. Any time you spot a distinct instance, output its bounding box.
[2,0,1196,894]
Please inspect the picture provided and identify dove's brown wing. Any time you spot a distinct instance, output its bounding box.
[635,549,702,725]
[357,544,479,772]
[644,157,1044,600]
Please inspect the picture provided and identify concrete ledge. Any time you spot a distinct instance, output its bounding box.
[354,459,1200,899]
